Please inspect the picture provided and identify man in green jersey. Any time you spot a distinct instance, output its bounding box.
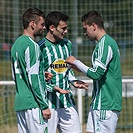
[38,11,89,133]
[11,8,69,133]
[65,10,122,133]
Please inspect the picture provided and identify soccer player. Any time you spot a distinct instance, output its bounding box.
[11,8,68,133]
[65,10,122,133]
[38,11,89,133]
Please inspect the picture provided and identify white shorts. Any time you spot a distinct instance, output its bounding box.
[16,108,48,133]
[48,106,82,133]
[86,109,120,133]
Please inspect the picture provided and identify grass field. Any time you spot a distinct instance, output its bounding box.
[0,60,12,80]
[0,86,133,133]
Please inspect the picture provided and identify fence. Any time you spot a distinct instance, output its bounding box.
[0,78,133,133]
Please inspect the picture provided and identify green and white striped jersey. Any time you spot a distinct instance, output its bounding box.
[39,38,77,109]
[87,34,122,111]
[11,35,48,111]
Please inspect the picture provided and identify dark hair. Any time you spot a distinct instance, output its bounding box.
[22,7,45,29]
[81,10,104,29]
[45,11,69,31]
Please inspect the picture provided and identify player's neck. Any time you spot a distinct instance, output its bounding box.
[96,29,106,41]
[23,29,34,40]
[46,32,59,43]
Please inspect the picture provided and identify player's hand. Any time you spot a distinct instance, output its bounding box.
[73,80,89,90]
[65,56,81,72]
[45,71,53,81]
[65,56,77,65]
[42,108,51,119]
[54,86,70,94]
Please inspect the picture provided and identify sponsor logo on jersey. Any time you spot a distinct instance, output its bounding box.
[50,59,69,74]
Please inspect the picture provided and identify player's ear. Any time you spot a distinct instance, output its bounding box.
[92,23,97,31]
[30,21,36,30]
[49,25,55,32]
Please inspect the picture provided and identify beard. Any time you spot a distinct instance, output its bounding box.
[34,30,44,37]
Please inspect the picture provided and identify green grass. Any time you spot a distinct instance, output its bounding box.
[0,60,12,80]
[0,86,133,132]
[74,95,133,133]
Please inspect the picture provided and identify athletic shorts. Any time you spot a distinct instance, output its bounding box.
[48,106,82,133]
[86,109,120,133]
[16,108,48,133]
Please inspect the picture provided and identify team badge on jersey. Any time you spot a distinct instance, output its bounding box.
[50,59,69,74]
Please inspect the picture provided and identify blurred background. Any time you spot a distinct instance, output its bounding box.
[0,0,133,133]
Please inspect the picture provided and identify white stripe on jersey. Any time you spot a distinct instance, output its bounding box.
[25,47,30,73]
[92,81,101,109]
[52,45,60,108]
[25,37,47,105]
[97,89,101,110]
[95,59,106,70]
[58,44,73,108]
[29,37,40,60]
[64,44,69,56]
[98,36,105,61]
[25,46,32,85]
[58,45,68,108]
[106,46,113,66]
[45,46,53,108]
[59,45,64,58]
[45,47,52,66]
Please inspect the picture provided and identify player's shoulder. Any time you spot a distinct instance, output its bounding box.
[14,35,32,47]
[104,34,115,42]
[60,38,72,46]
[63,38,72,43]
[15,35,26,42]
[38,38,46,47]
[12,35,35,51]
[104,34,117,46]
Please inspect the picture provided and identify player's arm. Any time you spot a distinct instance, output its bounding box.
[65,45,113,80]
[45,71,69,94]
[46,82,69,94]
[65,56,106,80]
[67,68,89,90]
[72,80,89,90]
[45,71,53,81]
[65,41,89,90]
[26,43,48,110]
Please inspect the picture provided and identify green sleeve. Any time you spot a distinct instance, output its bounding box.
[87,66,105,80]
[28,42,48,110]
